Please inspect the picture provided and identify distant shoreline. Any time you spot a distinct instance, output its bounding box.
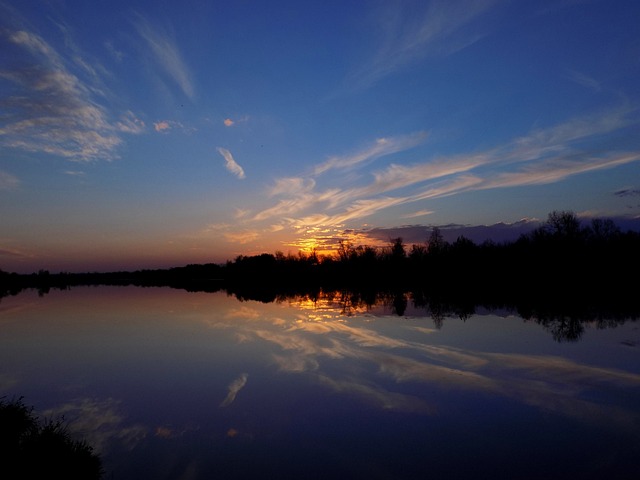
[2,211,639,323]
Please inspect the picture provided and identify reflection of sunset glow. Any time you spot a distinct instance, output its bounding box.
[287,292,375,318]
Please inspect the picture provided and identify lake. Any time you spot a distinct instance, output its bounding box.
[1,285,639,479]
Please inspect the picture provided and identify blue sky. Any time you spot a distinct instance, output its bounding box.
[1,0,639,273]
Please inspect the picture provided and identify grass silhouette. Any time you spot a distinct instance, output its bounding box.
[0,396,103,479]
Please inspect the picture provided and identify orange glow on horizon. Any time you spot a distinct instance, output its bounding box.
[284,224,389,260]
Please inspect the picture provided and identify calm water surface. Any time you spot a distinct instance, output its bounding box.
[1,286,639,479]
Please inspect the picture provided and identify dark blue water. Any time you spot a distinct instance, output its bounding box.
[1,286,639,479]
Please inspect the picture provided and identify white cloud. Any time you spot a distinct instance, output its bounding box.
[134,16,195,99]
[217,147,246,179]
[269,177,315,196]
[116,111,145,134]
[251,106,640,230]
[314,131,428,175]
[369,153,489,194]
[402,209,434,219]
[154,121,171,132]
[0,28,142,161]
[9,30,60,64]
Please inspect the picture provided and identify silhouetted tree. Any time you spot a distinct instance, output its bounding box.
[337,240,353,263]
[427,227,447,254]
[548,210,580,236]
[389,237,406,261]
[587,218,620,243]
[409,243,427,260]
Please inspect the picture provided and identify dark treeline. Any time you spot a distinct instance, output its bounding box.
[1,211,639,325]
[251,288,634,343]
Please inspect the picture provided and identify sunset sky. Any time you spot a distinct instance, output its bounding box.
[1,0,639,273]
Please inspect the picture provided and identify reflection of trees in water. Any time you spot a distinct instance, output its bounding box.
[236,287,637,343]
[537,316,585,342]
[519,305,632,343]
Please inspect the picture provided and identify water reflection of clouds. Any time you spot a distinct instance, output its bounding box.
[220,373,249,407]
[43,397,147,455]
[272,353,319,372]
[222,305,287,327]
[477,353,640,430]
[214,300,640,429]
[316,374,434,414]
[224,306,261,320]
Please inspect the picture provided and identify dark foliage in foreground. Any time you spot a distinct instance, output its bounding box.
[1,211,639,326]
[0,397,103,479]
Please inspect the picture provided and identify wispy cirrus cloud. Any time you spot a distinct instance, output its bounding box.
[253,179,339,222]
[64,170,85,177]
[217,147,246,179]
[401,209,434,219]
[0,28,144,161]
[295,196,408,228]
[0,171,19,190]
[369,153,489,194]
[250,133,429,222]
[314,131,428,175]
[133,15,195,99]
[116,111,145,134]
[0,246,31,258]
[483,152,640,189]
[224,230,259,244]
[565,69,601,92]
[346,0,500,90]
[269,177,317,197]
[252,106,640,232]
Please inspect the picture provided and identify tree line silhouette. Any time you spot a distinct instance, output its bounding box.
[1,210,639,323]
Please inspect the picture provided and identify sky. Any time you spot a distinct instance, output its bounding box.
[1,0,639,274]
